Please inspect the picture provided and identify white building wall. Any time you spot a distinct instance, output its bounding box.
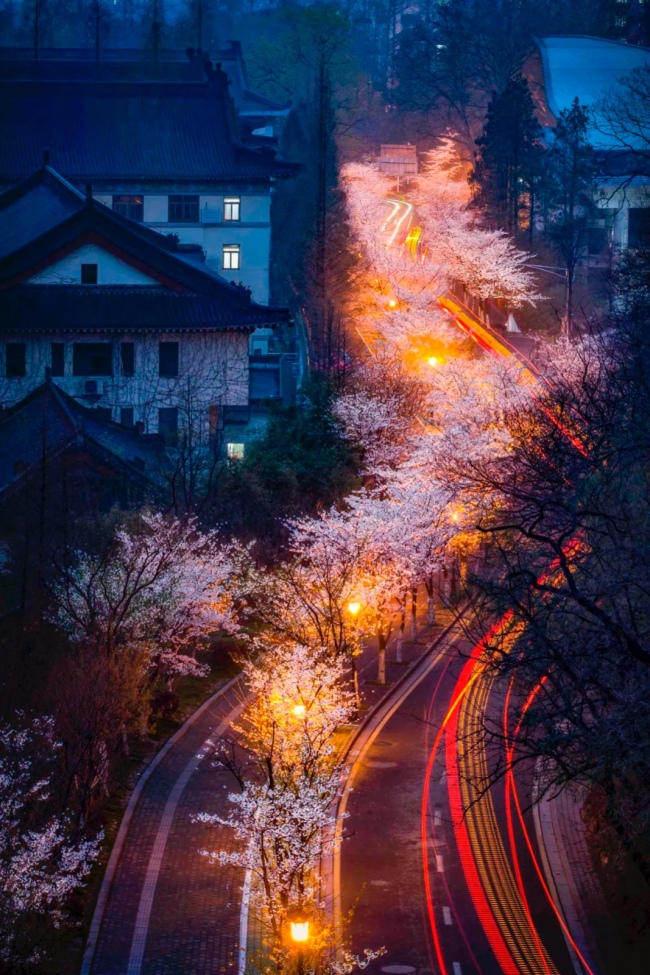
[28,243,157,286]
[0,332,250,433]
[93,191,273,303]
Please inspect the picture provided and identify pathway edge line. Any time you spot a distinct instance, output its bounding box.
[81,673,242,975]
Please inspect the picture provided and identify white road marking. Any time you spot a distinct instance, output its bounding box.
[443,906,453,926]
[436,854,444,873]
[434,807,442,826]
[453,964,463,975]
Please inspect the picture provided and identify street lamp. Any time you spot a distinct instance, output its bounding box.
[292,703,306,718]
[288,907,311,943]
[347,601,361,617]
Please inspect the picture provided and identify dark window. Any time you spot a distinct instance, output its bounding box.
[113,195,144,221]
[159,341,179,378]
[209,404,220,446]
[95,407,112,421]
[120,406,135,428]
[629,208,650,248]
[587,227,608,255]
[51,342,64,377]
[6,342,26,378]
[168,195,199,223]
[158,407,178,443]
[73,343,113,376]
[81,263,98,284]
[250,367,280,400]
[121,342,135,376]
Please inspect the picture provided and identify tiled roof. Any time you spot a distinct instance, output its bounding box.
[0,285,288,332]
[0,67,299,184]
[0,166,291,328]
[0,46,292,117]
[0,379,165,496]
[0,167,84,258]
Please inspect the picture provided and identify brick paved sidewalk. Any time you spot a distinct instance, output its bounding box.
[536,783,609,975]
[87,679,248,975]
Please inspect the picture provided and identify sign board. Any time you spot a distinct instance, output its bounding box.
[378,144,418,176]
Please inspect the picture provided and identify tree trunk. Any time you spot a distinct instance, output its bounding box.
[410,586,417,637]
[378,639,386,684]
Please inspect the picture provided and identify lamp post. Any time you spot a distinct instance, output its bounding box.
[346,601,362,706]
[288,907,311,975]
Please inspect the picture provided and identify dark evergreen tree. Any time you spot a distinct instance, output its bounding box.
[470,74,544,235]
[546,98,598,336]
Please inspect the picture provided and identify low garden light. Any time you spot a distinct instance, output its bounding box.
[288,907,311,943]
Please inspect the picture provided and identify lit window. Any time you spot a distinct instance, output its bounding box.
[223,244,240,270]
[224,197,241,221]
[227,442,245,460]
[112,195,144,221]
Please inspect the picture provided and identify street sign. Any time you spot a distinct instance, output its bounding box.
[378,144,418,176]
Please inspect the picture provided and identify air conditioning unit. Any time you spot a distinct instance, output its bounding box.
[82,379,103,400]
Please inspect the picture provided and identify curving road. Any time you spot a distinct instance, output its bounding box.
[339,624,580,975]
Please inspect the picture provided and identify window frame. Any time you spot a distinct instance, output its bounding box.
[223,197,241,222]
[158,406,179,444]
[112,195,144,222]
[222,244,241,271]
[51,342,65,377]
[72,342,114,377]
[168,195,200,223]
[81,263,98,284]
[6,342,26,379]
[120,406,135,428]
[159,341,179,378]
[227,442,245,460]
[120,341,135,377]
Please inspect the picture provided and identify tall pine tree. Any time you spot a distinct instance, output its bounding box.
[470,74,544,236]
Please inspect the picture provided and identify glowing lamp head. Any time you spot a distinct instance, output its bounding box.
[427,356,439,367]
[347,601,361,616]
[288,908,311,943]
[388,298,398,309]
[451,511,459,522]
[292,703,306,718]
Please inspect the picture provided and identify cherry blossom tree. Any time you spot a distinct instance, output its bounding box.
[0,715,101,970]
[51,512,240,683]
[194,641,376,967]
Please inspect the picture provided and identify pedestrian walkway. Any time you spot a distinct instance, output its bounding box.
[536,783,609,975]
[85,678,247,975]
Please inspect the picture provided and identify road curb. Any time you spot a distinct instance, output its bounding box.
[341,610,463,767]
[81,673,242,975]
